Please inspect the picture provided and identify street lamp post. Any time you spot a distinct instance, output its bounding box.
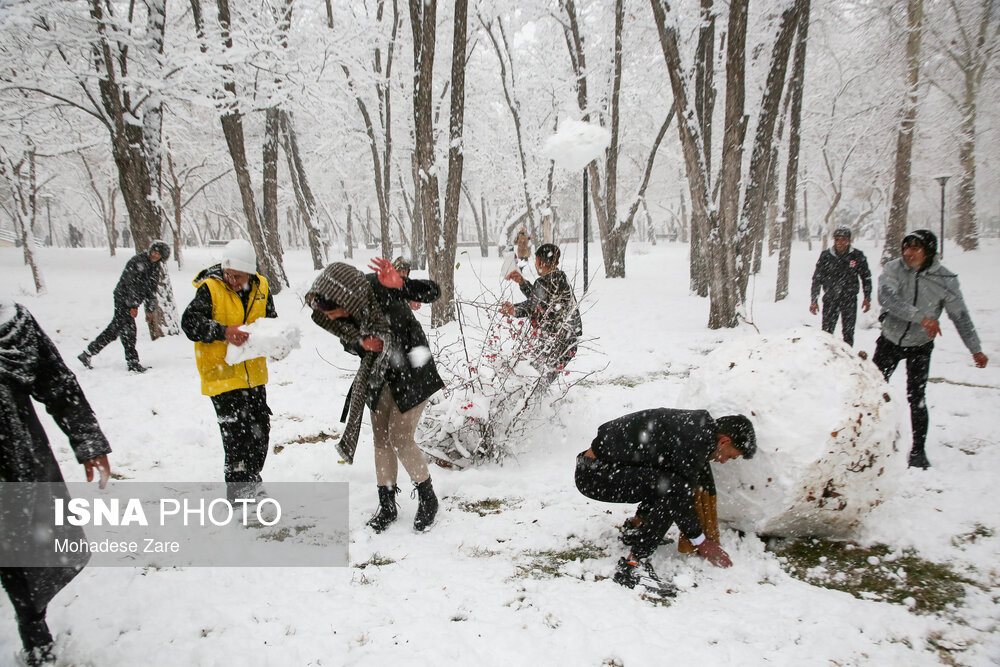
[934,175,950,260]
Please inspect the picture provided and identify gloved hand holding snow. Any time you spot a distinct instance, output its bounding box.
[224,319,301,365]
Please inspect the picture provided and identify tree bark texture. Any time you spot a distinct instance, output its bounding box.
[736,0,800,298]
[882,0,923,265]
[775,0,810,302]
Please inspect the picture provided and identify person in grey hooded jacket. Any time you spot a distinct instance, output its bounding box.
[872,230,988,469]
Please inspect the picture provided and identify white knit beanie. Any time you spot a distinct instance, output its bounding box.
[221,239,257,274]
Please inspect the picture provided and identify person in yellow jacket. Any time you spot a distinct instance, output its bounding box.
[181,240,277,500]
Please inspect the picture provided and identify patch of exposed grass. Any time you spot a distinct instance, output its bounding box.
[273,431,341,453]
[515,539,608,579]
[579,369,682,388]
[951,524,994,547]
[257,524,314,542]
[767,538,974,615]
[354,552,396,569]
[457,497,521,516]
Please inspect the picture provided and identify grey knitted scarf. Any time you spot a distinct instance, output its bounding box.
[307,264,391,464]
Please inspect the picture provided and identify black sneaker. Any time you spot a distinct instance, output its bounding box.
[613,556,642,588]
[613,557,677,598]
[77,352,93,369]
[127,363,149,374]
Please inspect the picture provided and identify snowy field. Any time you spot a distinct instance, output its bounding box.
[1,238,998,666]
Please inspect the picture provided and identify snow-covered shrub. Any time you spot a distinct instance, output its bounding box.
[679,328,903,538]
[416,299,578,467]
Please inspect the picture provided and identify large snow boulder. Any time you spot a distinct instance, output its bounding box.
[679,328,903,538]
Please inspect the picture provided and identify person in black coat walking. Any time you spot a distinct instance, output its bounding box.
[308,258,444,533]
[575,409,755,590]
[0,303,112,666]
[78,240,171,373]
[809,227,872,346]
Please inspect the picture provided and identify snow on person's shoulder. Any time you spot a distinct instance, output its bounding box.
[225,319,301,365]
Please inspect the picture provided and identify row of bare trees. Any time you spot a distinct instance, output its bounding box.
[1,0,996,332]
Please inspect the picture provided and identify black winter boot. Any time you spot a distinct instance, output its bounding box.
[127,362,149,374]
[412,477,438,532]
[77,352,93,369]
[908,447,931,469]
[366,486,399,533]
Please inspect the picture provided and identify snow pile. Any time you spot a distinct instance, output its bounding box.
[680,328,903,538]
[224,318,302,365]
[543,119,611,171]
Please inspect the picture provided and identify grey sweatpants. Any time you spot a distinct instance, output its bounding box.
[371,386,430,487]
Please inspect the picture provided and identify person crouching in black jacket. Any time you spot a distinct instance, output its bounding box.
[575,409,755,590]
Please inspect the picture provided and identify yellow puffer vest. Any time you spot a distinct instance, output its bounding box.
[193,274,270,396]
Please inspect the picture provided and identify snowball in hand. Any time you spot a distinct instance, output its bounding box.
[543,120,611,171]
[679,328,902,538]
[225,319,302,365]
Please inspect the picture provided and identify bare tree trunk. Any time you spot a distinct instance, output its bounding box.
[345,201,354,259]
[776,0,810,302]
[713,0,748,325]
[1,150,46,293]
[651,0,739,327]
[280,112,324,268]
[408,157,425,269]
[435,0,469,326]
[262,107,282,263]
[192,0,286,292]
[882,0,923,265]
[462,184,489,257]
[955,77,979,250]
[736,0,800,298]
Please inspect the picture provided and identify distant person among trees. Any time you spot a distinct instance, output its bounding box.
[181,240,277,501]
[501,243,582,385]
[78,240,170,373]
[809,227,872,346]
[575,409,755,596]
[871,229,988,469]
[513,227,533,271]
[1,302,112,667]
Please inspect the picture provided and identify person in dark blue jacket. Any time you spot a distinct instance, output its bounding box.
[78,240,170,373]
[809,227,872,346]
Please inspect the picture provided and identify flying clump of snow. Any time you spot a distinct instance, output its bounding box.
[680,328,903,538]
[224,319,302,365]
[543,119,611,171]
[408,345,432,368]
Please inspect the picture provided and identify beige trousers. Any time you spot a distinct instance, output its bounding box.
[371,386,430,487]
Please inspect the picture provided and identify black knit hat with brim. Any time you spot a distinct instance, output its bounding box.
[902,229,937,267]
[148,240,170,261]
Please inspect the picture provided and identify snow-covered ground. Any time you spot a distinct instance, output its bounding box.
[2,238,998,666]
